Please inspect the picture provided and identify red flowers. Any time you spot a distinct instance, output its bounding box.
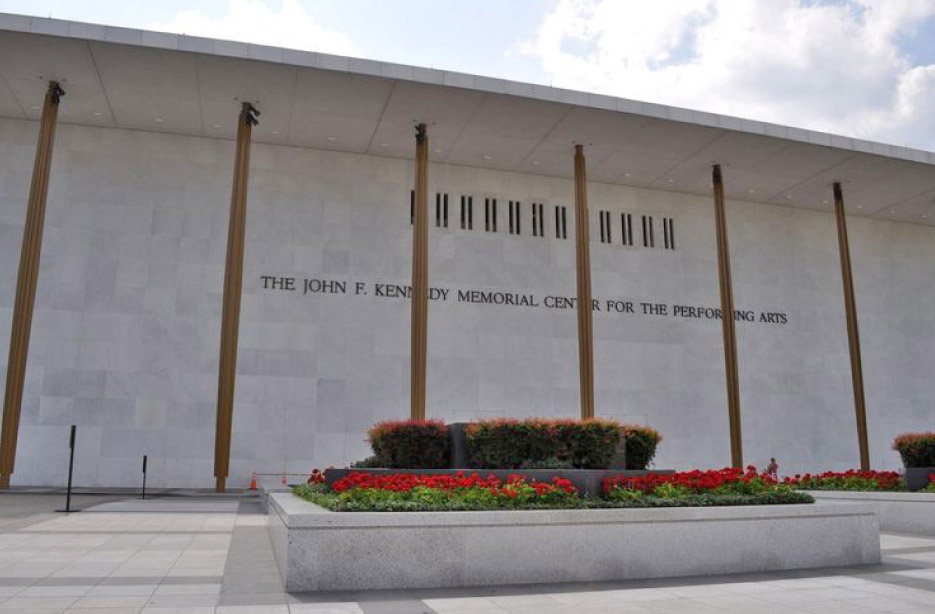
[307,469,324,484]
[331,471,577,497]
[783,470,903,491]
[604,466,773,495]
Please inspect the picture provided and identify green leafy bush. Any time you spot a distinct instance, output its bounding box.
[293,481,812,511]
[602,467,811,507]
[622,424,662,470]
[595,491,813,508]
[367,420,449,469]
[466,418,622,469]
[893,433,935,468]
[785,470,904,491]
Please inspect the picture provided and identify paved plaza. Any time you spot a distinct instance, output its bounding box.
[0,494,934,613]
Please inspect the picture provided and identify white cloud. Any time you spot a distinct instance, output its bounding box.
[149,0,357,57]
[522,0,935,149]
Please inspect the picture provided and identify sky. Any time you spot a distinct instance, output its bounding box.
[2,0,935,151]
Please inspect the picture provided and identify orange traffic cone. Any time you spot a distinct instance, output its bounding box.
[249,473,257,492]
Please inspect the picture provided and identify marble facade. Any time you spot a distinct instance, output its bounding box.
[1,116,933,488]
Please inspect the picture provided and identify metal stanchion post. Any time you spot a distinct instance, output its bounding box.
[141,455,148,500]
[55,425,78,513]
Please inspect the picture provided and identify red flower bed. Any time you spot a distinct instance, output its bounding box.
[604,466,774,495]
[296,467,812,510]
[783,470,903,491]
[332,471,576,495]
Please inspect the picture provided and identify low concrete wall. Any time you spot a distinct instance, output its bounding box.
[810,491,935,535]
[268,493,880,592]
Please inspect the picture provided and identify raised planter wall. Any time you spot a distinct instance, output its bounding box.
[810,490,935,535]
[268,493,880,592]
[904,467,935,491]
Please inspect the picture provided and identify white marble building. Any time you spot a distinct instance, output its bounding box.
[0,14,934,488]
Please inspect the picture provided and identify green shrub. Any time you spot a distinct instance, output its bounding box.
[367,420,449,469]
[292,482,813,511]
[787,470,904,491]
[893,432,935,468]
[595,491,813,508]
[466,418,622,469]
[622,424,662,470]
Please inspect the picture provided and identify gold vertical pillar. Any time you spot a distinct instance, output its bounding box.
[833,182,870,470]
[410,123,429,421]
[574,144,595,419]
[1,81,65,489]
[712,164,743,468]
[214,102,259,493]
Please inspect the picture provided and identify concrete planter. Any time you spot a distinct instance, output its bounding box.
[810,490,935,535]
[904,467,935,491]
[323,467,673,497]
[268,493,880,592]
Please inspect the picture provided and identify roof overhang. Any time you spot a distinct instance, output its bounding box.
[1,13,935,225]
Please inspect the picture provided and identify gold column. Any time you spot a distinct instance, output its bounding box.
[214,102,259,493]
[833,182,870,470]
[410,123,429,421]
[712,164,743,468]
[574,144,595,419]
[1,81,65,489]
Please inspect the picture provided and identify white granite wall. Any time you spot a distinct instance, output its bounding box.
[0,116,932,488]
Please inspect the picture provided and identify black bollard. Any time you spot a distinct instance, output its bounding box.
[141,455,148,500]
[56,425,78,513]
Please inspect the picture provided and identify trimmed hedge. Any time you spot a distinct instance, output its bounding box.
[893,432,935,468]
[621,424,662,470]
[367,420,449,469]
[466,418,622,469]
